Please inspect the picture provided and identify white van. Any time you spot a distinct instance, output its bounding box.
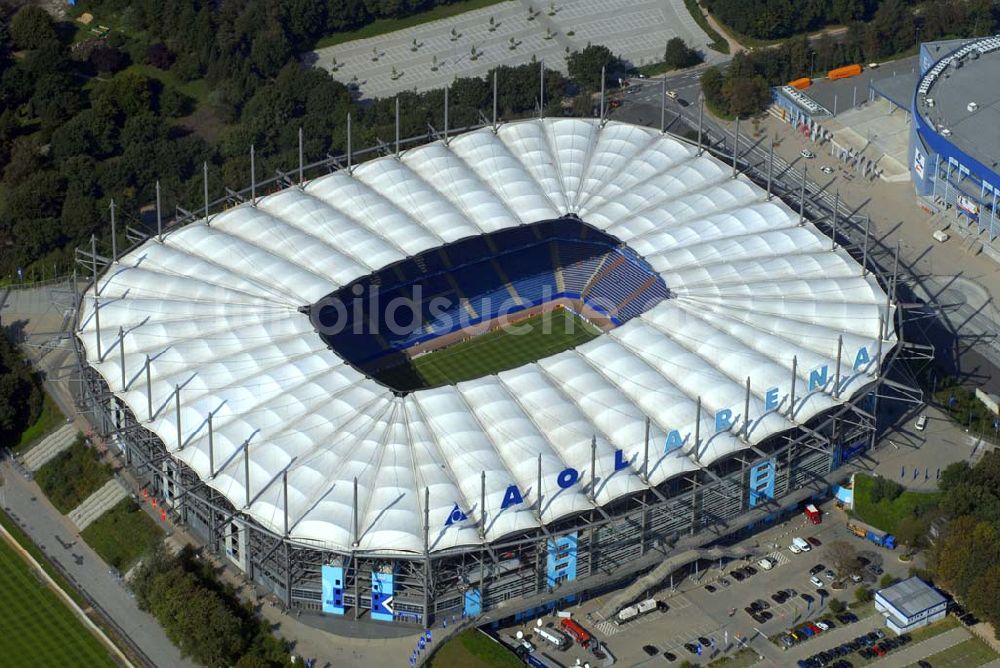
[792,537,811,552]
[933,229,950,243]
[536,627,568,648]
[757,557,775,570]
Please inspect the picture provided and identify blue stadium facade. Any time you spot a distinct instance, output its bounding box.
[910,37,1000,238]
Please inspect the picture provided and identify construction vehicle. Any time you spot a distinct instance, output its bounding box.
[847,519,896,549]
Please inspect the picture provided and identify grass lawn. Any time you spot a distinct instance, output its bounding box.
[315,0,509,49]
[907,635,999,667]
[81,498,163,572]
[852,473,940,534]
[427,629,523,668]
[380,308,600,391]
[125,63,212,106]
[35,439,114,514]
[0,536,116,668]
[709,647,761,667]
[12,393,66,454]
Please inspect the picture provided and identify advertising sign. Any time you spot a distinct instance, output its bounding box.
[913,150,925,180]
[321,565,345,615]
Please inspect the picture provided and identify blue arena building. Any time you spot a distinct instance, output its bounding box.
[911,36,1000,238]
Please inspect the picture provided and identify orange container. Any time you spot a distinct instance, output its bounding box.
[828,64,862,80]
[788,77,812,89]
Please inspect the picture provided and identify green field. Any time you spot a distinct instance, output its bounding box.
[427,629,523,668]
[13,393,65,454]
[906,636,999,667]
[0,537,116,668]
[82,498,164,572]
[853,473,940,534]
[380,308,600,391]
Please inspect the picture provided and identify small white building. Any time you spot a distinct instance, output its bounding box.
[874,577,947,634]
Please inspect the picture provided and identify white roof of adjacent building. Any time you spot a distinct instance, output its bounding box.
[877,577,947,618]
[77,118,895,555]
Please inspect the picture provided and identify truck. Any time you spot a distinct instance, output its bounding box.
[804,504,821,524]
[828,64,863,80]
[560,618,591,647]
[614,598,657,624]
[847,519,896,549]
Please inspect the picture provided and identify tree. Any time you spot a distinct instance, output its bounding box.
[879,573,898,589]
[966,564,1000,630]
[828,598,845,614]
[939,461,972,493]
[722,75,770,118]
[10,6,55,51]
[893,514,929,555]
[828,540,862,579]
[854,586,872,603]
[567,44,618,91]
[147,43,176,70]
[664,37,702,70]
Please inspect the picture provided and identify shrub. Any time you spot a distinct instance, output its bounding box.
[854,586,872,603]
[828,598,845,613]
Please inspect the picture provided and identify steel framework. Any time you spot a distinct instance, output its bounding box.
[71,109,904,632]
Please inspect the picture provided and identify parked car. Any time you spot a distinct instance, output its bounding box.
[820,166,834,175]
[809,564,825,575]
[663,650,677,662]
[810,576,824,587]
[801,149,816,159]
[758,558,775,570]
[915,414,928,431]
[684,642,699,654]
[807,536,822,547]
[730,570,745,581]
[643,645,659,656]
[698,636,712,648]
[666,89,679,99]
[718,578,731,587]
[824,570,836,581]
[789,542,803,554]
[705,584,717,593]
[744,565,758,576]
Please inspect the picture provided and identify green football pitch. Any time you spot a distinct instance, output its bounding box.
[381,308,601,390]
[0,536,116,668]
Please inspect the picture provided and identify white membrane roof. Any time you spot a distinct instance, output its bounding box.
[77,119,895,555]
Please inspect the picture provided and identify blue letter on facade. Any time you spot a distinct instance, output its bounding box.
[854,346,871,370]
[765,386,779,411]
[500,485,524,510]
[614,448,629,471]
[715,408,733,432]
[665,430,684,453]
[556,468,579,489]
[809,365,829,391]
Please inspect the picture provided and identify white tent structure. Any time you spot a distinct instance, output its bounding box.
[77,118,895,556]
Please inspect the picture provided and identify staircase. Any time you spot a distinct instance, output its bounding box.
[68,478,130,531]
[21,424,78,472]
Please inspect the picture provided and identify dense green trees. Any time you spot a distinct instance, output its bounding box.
[132,546,292,667]
[931,452,1000,632]
[663,37,703,70]
[0,330,44,448]
[0,1,586,280]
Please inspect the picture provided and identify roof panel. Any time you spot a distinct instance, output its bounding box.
[76,118,895,553]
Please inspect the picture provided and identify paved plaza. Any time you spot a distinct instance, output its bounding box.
[308,0,718,99]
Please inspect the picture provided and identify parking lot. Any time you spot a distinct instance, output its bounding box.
[499,500,917,666]
[308,0,719,99]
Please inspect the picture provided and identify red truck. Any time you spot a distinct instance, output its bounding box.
[804,504,821,524]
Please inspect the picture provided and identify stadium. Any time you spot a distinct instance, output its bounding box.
[74,117,898,630]
[911,36,1000,238]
